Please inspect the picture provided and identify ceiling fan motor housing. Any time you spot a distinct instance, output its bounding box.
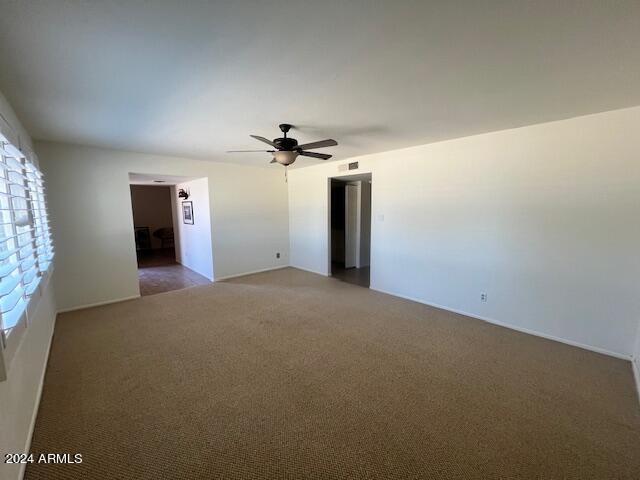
[274,137,298,150]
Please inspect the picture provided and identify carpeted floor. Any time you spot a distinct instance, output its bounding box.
[26,268,640,479]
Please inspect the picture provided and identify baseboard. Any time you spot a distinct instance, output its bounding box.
[369,286,631,361]
[18,314,56,480]
[57,295,141,314]
[216,265,289,281]
[289,265,329,277]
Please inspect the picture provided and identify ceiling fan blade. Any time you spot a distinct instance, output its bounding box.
[250,135,277,147]
[299,151,332,160]
[227,150,274,153]
[295,139,338,150]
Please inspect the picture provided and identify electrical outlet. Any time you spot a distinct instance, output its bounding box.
[480,293,487,303]
[276,252,280,259]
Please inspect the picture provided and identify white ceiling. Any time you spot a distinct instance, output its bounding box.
[0,1,639,168]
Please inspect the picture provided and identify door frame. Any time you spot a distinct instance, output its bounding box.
[327,172,372,279]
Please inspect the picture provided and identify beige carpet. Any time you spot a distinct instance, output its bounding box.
[26,268,640,479]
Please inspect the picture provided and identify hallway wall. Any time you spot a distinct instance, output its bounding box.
[171,178,214,280]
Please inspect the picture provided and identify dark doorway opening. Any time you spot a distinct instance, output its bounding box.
[131,185,176,268]
[330,174,371,287]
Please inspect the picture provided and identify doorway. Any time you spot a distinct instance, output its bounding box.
[129,173,213,296]
[131,184,176,268]
[329,174,372,287]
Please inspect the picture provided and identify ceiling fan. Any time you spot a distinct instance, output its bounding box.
[227,124,338,166]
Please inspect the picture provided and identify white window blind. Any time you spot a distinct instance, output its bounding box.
[0,136,54,341]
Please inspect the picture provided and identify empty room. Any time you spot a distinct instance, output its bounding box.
[0,1,639,479]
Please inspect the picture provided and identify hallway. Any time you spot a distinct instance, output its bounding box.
[130,177,213,297]
[138,263,211,296]
[331,262,370,288]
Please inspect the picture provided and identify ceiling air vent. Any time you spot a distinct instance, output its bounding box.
[348,162,359,170]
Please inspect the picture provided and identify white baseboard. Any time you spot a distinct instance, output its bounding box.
[369,286,631,361]
[57,295,140,314]
[289,265,329,277]
[216,265,289,281]
[19,315,56,480]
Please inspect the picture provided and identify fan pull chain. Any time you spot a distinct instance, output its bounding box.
[285,165,288,183]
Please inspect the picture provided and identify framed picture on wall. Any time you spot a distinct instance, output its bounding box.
[182,201,194,225]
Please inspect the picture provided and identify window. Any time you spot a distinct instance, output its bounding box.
[0,135,54,345]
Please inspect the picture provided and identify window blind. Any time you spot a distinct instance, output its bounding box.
[0,136,54,341]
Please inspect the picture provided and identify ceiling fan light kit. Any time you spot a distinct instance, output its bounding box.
[227,123,338,167]
[272,150,299,165]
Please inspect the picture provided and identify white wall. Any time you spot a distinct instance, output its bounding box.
[289,106,640,359]
[0,285,56,480]
[130,185,173,249]
[36,141,290,311]
[0,90,58,480]
[172,178,214,280]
